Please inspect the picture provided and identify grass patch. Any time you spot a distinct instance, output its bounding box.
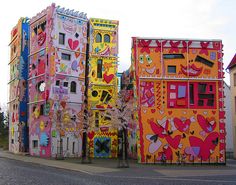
[0,134,8,150]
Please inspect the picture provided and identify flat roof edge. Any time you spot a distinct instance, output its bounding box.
[132,37,222,42]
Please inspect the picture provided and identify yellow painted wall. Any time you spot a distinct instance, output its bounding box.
[87,18,119,158]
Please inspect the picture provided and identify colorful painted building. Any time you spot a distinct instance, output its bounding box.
[226,54,236,159]
[86,18,119,158]
[132,38,226,164]
[8,18,29,153]
[28,4,88,157]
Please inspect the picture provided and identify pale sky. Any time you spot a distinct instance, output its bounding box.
[1,0,236,107]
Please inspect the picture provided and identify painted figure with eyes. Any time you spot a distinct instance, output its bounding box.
[138,51,160,77]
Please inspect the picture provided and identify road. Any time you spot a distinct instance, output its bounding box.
[0,157,236,185]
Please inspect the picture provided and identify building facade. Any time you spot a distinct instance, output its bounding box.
[227,54,236,159]
[28,4,87,157]
[132,38,226,164]
[223,81,233,156]
[86,18,119,158]
[8,18,29,153]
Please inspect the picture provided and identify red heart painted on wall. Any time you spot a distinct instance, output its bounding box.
[166,135,181,149]
[88,131,95,140]
[168,111,172,115]
[151,109,156,113]
[174,117,191,132]
[212,111,216,115]
[197,114,216,133]
[68,39,79,50]
[103,73,114,84]
[193,110,197,114]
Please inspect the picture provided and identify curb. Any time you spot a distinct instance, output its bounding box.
[0,150,120,175]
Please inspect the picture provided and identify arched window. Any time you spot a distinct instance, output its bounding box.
[104,34,110,43]
[70,81,77,93]
[96,33,102,43]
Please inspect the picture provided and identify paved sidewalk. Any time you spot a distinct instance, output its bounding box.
[1,149,236,178]
[0,150,120,174]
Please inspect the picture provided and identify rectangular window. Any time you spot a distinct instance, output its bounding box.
[40,104,44,115]
[63,82,68,87]
[61,53,71,61]
[198,84,207,93]
[209,85,213,92]
[234,73,236,86]
[198,94,214,99]
[33,140,38,148]
[72,142,75,154]
[168,66,176,74]
[59,33,65,45]
[66,137,69,150]
[188,82,216,108]
[46,54,49,66]
[56,80,60,86]
[11,139,14,144]
[198,100,204,106]
[189,84,194,104]
[163,54,184,59]
[97,59,103,78]
[235,97,236,113]
[207,99,214,106]
[95,112,99,128]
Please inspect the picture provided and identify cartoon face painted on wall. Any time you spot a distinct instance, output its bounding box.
[163,40,220,78]
[55,14,87,52]
[187,42,220,78]
[136,40,161,77]
[89,19,118,57]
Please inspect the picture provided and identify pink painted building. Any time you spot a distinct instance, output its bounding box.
[28,4,88,157]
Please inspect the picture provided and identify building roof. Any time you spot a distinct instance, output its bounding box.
[227,54,236,70]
